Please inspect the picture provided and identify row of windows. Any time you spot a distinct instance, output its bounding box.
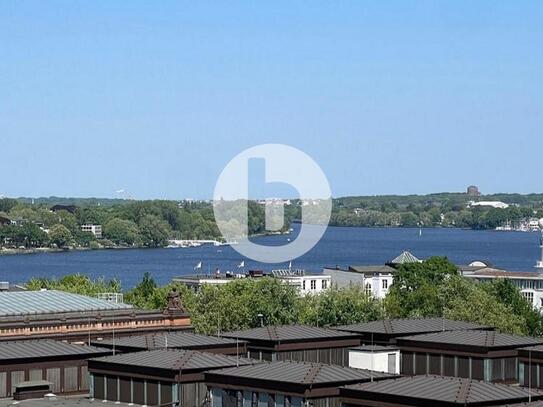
[401,352,518,382]
[211,388,303,407]
[0,319,165,336]
[364,279,390,295]
[301,279,328,291]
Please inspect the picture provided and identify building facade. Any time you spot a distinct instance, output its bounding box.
[396,330,543,383]
[80,224,102,238]
[222,325,361,366]
[0,290,191,342]
[88,349,256,407]
[0,340,111,398]
[205,360,394,407]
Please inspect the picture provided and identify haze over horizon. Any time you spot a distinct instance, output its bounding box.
[1,2,542,199]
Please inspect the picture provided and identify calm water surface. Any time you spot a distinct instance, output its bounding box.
[0,226,541,288]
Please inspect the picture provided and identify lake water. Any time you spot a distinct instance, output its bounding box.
[0,226,541,289]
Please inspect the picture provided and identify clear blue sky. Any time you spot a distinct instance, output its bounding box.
[1,1,542,199]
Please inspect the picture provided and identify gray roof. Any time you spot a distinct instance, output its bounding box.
[335,318,491,336]
[397,330,543,350]
[222,325,359,342]
[94,332,243,350]
[0,290,132,317]
[348,265,396,274]
[341,375,543,405]
[0,340,110,361]
[0,396,129,406]
[207,360,394,385]
[518,345,543,357]
[90,349,254,372]
[389,251,421,264]
[349,345,399,352]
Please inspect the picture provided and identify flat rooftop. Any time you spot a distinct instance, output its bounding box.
[396,330,543,351]
[341,375,543,405]
[0,340,110,362]
[222,324,360,343]
[89,349,255,372]
[347,265,397,274]
[206,359,395,386]
[0,397,125,406]
[93,331,245,351]
[0,290,132,317]
[335,318,492,336]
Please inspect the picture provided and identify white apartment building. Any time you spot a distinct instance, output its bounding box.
[323,251,420,299]
[323,265,395,299]
[81,224,102,238]
[272,270,331,295]
[173,269,331,296]
[461,261,543,311]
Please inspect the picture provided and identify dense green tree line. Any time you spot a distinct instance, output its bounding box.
[0,198,274,250]
[24,257,543,337]
[331,194,542,229]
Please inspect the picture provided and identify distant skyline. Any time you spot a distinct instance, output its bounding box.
[1,2,542,200]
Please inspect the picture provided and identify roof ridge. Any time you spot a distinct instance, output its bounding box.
[455,378,472,403]
[485,330,496,347]
[302,363,324,384]
[267,325,279,341]
[383,319,393,334]
[144,333,155,350]
[173,350,195,370]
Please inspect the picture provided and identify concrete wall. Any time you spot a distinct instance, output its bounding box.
[323,268,364,289]
[348,350,400,374]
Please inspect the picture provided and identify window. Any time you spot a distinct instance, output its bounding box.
[302,280,306,290]
[522,291,534,305]
[365,283,372,296]
[322,280,328,289]
[310,280,316,290]
[382,279,388,290]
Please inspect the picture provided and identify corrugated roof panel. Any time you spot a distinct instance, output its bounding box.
[95,332,241,350]
[336,318,491,335]
[223,325,359,342]
[90,349,255,371]
[342,376,543,404]
[0,290,132,317]
[397,330,543,349]
[208,360,394,385]
[0,340,110,361]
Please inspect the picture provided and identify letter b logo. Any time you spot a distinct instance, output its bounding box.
[213,144,332,263]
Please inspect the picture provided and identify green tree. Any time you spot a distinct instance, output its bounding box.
[26,274,121,296]
[103,218,141,245]
[138,214,171,247]
[385,257,459,317]
[48,224,73,248]
[482,279,543,336]
[0,198,18,213]
[20,222,49,247]
[124,272,158,308]
[441,276,526,335]
[299,285,384,326]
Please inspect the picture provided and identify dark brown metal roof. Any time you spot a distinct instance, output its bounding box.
[518,345,543,359]
[397,330,543,351]
[0,340,110,362]
[335,318,492,336]
[341,375,543,405]
[206,360,394,385]
[90,349,255,372]
[222,325,359,342]
[93,332,243,351]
